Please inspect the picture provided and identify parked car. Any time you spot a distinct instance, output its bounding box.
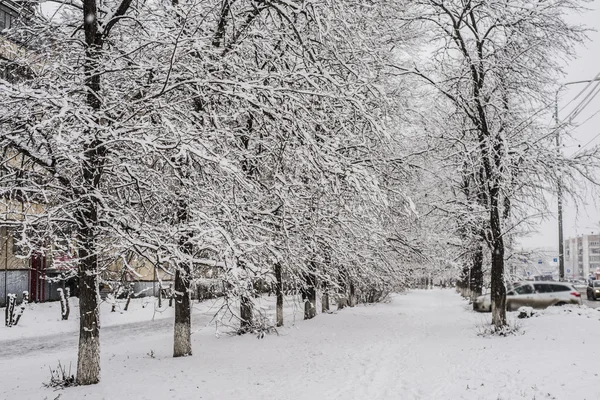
[473,282,582,312]
[586,280,600,300]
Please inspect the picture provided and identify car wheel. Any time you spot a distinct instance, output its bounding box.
[555,302,567,307]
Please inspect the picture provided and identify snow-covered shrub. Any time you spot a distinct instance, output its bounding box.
[477,319,523,337]
[517,307,539,319]
[336,295,349,310]
[361,288,391,304]
[12,291,28,326]
[57,288,70,320]
[4,294,16,327]
[195,279,225,301]
[4,292,27,327]
[44,361,76,389]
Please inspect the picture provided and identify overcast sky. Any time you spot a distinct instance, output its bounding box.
[519,3,600,251]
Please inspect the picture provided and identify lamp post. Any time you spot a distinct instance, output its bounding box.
[555,76,600,281]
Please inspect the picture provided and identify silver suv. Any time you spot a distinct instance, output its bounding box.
[473,282,582,312]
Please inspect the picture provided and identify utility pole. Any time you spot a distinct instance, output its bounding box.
[555,76,600,281]
[554,93,564,281]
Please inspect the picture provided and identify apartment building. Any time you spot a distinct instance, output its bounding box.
[564,234,600,280]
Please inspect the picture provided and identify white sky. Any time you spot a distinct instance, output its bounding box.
[519,3,600,251]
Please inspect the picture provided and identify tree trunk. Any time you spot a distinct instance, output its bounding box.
[240,294,253,332]
[124,284,133,311]
[75,135,104,385]
[304,272,317,320]
[275,263,283,327]
[173,265,192,357]
[470,242,484,299]
[76,216,101,385]
[490,188,507,329]
[349,281,356,307]
[322,292,329,313]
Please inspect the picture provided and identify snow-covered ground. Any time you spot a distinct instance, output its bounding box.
[2,289,600,400]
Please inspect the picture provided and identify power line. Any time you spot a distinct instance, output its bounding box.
[559,71,600,116]
[572,129,600,156]
[564,79,600,122]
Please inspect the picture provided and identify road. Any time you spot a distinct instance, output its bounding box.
[576,286,600,308]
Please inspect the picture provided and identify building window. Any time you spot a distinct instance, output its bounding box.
[0,8,14,31]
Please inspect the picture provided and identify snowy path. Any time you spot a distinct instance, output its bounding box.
[0,311,214,359]
[2,289,600,400]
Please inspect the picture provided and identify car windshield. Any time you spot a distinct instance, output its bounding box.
[594,281,600,287]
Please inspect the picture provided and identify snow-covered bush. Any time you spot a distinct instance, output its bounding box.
[44,361,76,389]
[517,307,539,319]
[4,294,16,327]
[4,291,28,327]
[57,288,70,320]
[476,319,523,337]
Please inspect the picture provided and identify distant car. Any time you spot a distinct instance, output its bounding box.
[473,282,582,312]
[586,280,600,300]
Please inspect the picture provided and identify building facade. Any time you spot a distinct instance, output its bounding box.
[564,234,600,280]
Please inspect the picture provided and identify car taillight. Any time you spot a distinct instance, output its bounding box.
[570,292,581,297]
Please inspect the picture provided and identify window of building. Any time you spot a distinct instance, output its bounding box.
[1,58,34,83]
[0,7,15,31]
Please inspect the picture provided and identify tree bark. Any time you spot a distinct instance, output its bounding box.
[240,293,253,332]
[173,265,192,356]
[470,242,484,299]
[322,292,329,313]
[76,204,101,385]
[303,271,316,320]
[349,281,356,307]
[75,132,104,386]
[275,263,283,327]
[490,187,507,329]
[173,192,193,356]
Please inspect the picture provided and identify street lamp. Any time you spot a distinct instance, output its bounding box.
[555,76,600,281]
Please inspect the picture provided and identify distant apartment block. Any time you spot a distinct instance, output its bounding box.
[564,234,600,280]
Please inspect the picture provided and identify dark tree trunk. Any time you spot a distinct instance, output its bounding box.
[240,293,253,332]
[304,271,316,320]
[173,195,193,357]
[238,258,254,333]
[75,137,104,385]
[470,242,484,298]
[322,292,329,313]
[173,265,192,356]
[76,210,101,385]
[349,281,356,307]
[123,284,133,312]
[275,263,283,327]
[76,0,103,385]
[490,187,507,329]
